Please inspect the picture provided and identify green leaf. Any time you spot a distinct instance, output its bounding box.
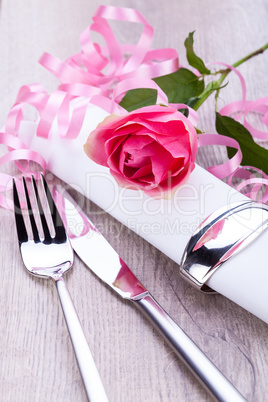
[119,88,157,112]
[119,68,204,112]
[184,32,211,75]
[154,68,204,104]
[216,113,268,174]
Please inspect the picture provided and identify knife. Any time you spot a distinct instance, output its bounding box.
[54,187,246,402]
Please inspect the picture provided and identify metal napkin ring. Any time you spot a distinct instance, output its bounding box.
[180,200,268,293]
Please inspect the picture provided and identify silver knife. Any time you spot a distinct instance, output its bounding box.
[55,187,246,402]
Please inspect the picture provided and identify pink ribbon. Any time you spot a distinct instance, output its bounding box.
[215,63,268,201]
[198,133,243,179]
[221,97,268,140]
[0,129,47,209]
[52,187,96,239]
[0,6,180,209]
[216,62,268,142]
[0,5,267,209]
[39,5,179,91]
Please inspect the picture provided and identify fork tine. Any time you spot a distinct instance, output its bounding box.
[31,175,51,243]
[13,178,28,244]
[40,173,67,242]
[22,177,40,243]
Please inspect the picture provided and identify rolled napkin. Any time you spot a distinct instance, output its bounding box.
[19,103,268,323]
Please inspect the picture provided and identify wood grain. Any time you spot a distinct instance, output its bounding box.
[0,0,268,401]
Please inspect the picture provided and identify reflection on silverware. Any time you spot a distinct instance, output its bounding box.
[180,201,268,292]
[55,187,246,402]
[13,174,108,402]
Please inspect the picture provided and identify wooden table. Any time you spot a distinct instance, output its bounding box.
[0,0,268,401]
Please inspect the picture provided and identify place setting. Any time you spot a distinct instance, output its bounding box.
[1,3,268,401]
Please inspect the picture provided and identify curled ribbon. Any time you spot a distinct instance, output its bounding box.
[0,6,267,209]
[39,5,179,92]
[0,6,180,209]
[198,62,268,202]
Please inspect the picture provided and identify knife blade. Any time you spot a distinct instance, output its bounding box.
[55,186,246,402]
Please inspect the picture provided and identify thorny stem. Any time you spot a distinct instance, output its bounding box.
[193,42,268,111]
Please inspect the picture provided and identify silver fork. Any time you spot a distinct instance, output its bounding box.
[13,174,109,402]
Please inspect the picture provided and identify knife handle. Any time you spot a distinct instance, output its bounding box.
[133,292,245,402]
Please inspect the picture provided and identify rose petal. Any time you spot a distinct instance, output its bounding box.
[146,163,192,197]
[138,142,174,184]
[110,170,146,190]
[123,162,153,179]
[135,118,188,136]
[137,119,193,157]
[113,122,143,136]
[84,128,116,166]
[84,105,198,199]
[167,157,185,176]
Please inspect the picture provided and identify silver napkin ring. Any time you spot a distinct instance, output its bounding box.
[180,200,268,293]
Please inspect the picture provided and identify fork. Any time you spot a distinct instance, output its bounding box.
[13,174,109,402]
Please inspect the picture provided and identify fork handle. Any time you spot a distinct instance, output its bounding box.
[55,277,109,402]
[133,292,246,402]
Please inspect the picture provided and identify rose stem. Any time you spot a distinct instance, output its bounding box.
[193,42,268,111]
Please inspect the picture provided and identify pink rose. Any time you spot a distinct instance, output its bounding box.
[84,105,198,198]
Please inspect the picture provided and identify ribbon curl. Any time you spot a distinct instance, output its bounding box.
[216,64,268,201]
[0,5,268,208]
[39,5,179,92]
[0,6,180,208]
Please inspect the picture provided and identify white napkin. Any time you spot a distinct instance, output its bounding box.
[19,103,268,323]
